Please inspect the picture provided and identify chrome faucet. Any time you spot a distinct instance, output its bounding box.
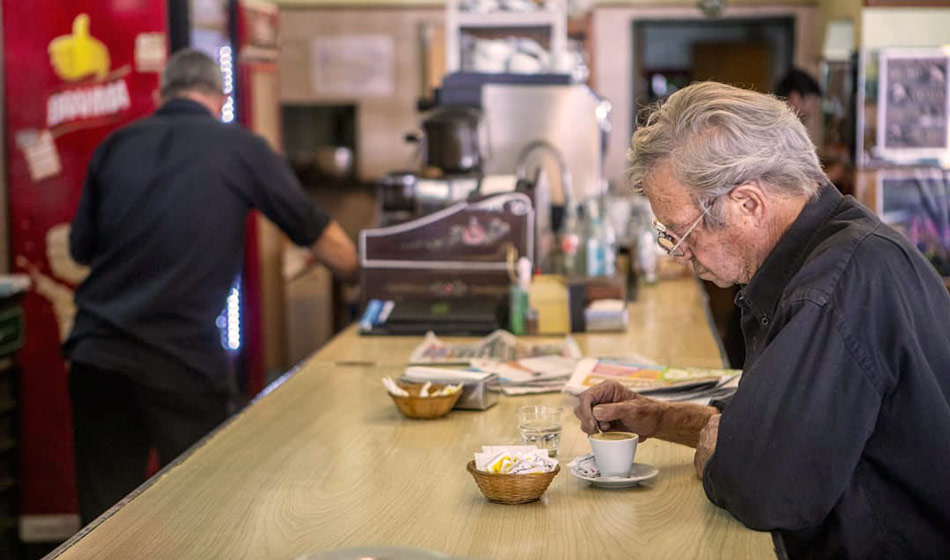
[514,140,573,273]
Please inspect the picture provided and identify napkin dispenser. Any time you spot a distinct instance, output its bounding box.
[401,368,500,410]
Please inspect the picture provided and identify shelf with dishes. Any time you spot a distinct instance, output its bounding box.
[446,0,569,75]
[455,10,562,29]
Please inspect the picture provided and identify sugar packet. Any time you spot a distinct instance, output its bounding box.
[474,445,558,474]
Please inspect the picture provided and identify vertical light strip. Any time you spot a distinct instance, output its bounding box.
[215,42,240,352]
[226,282,241,350]
[217,276,242,352]
[219,45,235,123]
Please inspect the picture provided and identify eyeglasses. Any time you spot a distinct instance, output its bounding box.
[652,212,705,258]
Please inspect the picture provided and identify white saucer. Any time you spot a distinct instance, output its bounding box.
[570,460,659,488]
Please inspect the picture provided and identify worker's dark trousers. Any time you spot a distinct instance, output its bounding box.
[69,362,231,526]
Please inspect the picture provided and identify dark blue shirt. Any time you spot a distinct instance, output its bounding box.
[66,99,330,394]
[703,186,950,559]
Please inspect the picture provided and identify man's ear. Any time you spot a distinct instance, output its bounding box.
[728,182,766,225]
[787,91,803,112]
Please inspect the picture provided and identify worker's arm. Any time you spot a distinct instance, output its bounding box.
[284,221,358,283]
[310,221,358,281]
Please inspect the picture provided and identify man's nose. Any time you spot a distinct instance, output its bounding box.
[673,244,693,264]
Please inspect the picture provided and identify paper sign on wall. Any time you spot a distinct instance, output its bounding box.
[134,32,166,72]
[311,34,394,98]
[16,129,62,182]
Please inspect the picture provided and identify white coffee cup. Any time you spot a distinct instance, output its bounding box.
[589,431,638,478]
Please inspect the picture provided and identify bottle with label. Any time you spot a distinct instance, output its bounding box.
[558,202,583,277]
[573,204,588,277]
[638,229,658,284]
[585,198,616,277]
[508,257,532,335]
[601,197,617,277]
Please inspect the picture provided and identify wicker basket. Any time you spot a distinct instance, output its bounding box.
[389,383,462,419]
[466,460,560,504]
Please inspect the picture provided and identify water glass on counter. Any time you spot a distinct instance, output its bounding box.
[517,405,563,458]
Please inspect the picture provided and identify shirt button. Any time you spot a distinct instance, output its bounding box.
[761,316,770,326]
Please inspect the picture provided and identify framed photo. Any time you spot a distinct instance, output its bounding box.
[875,48,950,165]
[876,168,950,276]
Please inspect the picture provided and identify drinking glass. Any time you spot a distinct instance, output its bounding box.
[517,405,563,458]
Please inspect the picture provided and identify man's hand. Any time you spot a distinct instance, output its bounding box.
[574,380,720,448]
[283,245,315,282]
[573,381,666,439]
[694,414,721,479]
[310,221,359,281]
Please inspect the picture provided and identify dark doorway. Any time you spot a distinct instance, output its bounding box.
[632,17,795,114]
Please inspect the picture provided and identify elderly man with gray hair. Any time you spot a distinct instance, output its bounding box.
[575,82,950,559]
[66,49,357,525]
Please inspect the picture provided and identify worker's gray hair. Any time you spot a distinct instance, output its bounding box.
[627,81,827,227]
[160,48,223,99]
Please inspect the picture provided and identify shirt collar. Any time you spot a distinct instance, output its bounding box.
[155,98,215,118]
[737,185,844,319]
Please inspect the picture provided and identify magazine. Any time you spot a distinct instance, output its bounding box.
[563,357,740,398]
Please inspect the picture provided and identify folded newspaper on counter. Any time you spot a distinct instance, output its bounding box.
[563,357,741,405]
[406,330,583,396]
[471,355,579,395]
[474,445,558,474]
[408,330,581,365]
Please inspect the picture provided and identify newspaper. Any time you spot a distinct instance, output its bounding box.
[499,379,571,396]
[563,357,740,400]
[467,355,577,396]
[408,330,581,365]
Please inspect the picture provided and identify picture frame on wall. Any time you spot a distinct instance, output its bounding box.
[875,168,950,277]
[875,48,950,166]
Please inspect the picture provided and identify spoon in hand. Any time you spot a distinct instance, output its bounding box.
[591,402,603,434]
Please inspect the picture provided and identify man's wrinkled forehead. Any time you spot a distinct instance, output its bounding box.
[642,161,692,216]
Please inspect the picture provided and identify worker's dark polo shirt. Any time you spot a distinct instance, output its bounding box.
[66,99,330,395]
[704,186,950,559]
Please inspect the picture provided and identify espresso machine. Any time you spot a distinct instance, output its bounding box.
[378,72,610,256]
[378,105,482,225]
[379,73,576,226]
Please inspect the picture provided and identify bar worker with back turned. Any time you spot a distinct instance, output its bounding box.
[64,49,358,526]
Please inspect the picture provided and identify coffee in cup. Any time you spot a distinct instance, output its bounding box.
[589,431,638,478]
[591,431,636,441]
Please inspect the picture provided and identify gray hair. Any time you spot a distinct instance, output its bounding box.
[628,81,827,227]
[160,48,223,99]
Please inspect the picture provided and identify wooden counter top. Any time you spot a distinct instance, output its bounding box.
[50,278,771,559]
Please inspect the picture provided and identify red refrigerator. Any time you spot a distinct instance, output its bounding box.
[2,0,169,542]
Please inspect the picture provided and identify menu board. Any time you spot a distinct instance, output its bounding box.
[876,49,950,163]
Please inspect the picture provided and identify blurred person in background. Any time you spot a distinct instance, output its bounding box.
[65,49,357,525]
[775,67,853,195]
[774,67,822,125]
[576,82,950,559]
